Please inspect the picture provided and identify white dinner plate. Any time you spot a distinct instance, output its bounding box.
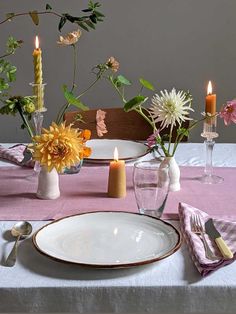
[33,212,181,268]
[85,139,148,163]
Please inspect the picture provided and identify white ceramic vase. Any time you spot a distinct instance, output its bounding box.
[37,166,60,200]
[160,157,180,192]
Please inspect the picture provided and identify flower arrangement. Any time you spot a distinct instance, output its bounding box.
[104,65,197,157]
[31,122,91,173]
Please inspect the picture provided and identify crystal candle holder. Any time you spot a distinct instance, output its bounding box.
[200,115,224,184]
[30,82,47,174]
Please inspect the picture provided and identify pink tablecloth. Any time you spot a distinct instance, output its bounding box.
[0,166,236,221]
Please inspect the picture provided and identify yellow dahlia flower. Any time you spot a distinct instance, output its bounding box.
[32,122,91,173]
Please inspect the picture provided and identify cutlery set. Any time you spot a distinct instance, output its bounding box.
[191,214,233,260]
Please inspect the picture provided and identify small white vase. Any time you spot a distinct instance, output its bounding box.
[160,157,180,192]
[37,166,60,200]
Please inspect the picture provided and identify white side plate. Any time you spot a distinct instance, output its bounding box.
[33,212,181,268]
[85,139,148,163]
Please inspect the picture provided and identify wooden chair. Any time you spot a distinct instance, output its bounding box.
[64,108,189,141]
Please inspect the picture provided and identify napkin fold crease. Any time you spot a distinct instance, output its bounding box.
[179,202,236,276]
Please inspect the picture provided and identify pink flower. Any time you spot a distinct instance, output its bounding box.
[220,100,236,126]
[147,130,159,147]
[96,109,108,137]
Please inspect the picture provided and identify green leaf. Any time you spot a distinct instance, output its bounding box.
[90,14,97,23]
[82,8,93,12]
[7,71,16,82]
[46,4,52,10]
[29,11,39,25]
[88,0,95,9]
[64,14,77,23]
[63,85,89,111]
[94,10,105,17]
[6,36,22,54]
[117,75,131,86]
[139,78,155,91]
[94,2,101,7]
[58,16,67,31]
[177,127,189,137]
[76,21,89,31]
[85,20,96,29]
[124,96,148,112]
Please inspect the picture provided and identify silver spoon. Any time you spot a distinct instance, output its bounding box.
[6,221,32,267]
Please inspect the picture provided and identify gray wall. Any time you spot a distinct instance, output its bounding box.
[0,0,236,142]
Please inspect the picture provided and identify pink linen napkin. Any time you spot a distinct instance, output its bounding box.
[179,202,236,276]
[0,144,34,167]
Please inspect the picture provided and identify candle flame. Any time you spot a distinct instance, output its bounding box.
[35,36,39,49]
[207,81,213,95]
[114,147,119,161]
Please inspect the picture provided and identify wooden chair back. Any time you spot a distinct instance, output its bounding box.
[64,108,189,141]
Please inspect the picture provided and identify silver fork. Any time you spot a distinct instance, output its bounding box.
[191,214,219,261]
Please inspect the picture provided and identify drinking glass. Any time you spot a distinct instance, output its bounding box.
[133,160,169,218]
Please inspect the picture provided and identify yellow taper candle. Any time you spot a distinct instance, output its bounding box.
[32,35,44,111]
[33,36,43,84]
[108,147,126,198]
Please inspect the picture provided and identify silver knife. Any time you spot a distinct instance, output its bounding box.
[205,218,233,259]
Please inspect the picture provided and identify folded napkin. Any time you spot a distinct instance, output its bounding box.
[0,144,34,167]
[179,202,236,276]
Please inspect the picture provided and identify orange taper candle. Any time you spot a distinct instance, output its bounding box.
[107,147,126,198]
[205,81,216,115]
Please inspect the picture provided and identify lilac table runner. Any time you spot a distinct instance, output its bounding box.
[0,166,236,221]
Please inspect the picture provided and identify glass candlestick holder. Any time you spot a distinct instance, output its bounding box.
[200,116,224,184]
[30,82,47,174]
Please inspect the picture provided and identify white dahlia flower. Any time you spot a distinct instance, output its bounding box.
[149,88,193,129]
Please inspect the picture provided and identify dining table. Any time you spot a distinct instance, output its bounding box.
[0,142,236,314]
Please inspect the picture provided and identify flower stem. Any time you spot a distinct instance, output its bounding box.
[171,116,208,156]
[17,106,34,138]
[135,106,154,129]
[168,124,173,154]
[0,11,63,25]
[77,73,102,99]
[71,44,77,91]
[108,76,126,103]
[0,51,14,59]
[56,73,104,124]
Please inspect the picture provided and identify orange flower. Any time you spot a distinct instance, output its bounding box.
[82,129,91,140]
[32,122,91,172]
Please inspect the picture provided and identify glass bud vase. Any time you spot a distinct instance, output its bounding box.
[36,166,60,200]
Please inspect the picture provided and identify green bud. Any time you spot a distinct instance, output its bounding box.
[24,102,35,113]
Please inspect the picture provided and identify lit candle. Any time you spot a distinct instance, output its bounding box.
[205,81,216,115]
[107,147,126,198]
[33,36,43,84]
